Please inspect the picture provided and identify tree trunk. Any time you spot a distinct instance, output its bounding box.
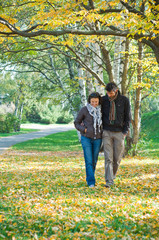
[14,98,19,117]
[84,47,95,94]
[132,41,143,155]
[76,63,87,142]
[119,37,125,90]
[100,46,114,82]
[77,63,87,107]
[118,38,132,154]
[93,42,105,95]
[19,102,24,121]
[113,37,121,86]
[121,38,130,96]
[65,55,75,81]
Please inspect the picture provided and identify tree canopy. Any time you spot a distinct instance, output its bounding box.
[0,0,159,63]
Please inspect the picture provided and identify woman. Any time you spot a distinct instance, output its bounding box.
[74,92,102,188]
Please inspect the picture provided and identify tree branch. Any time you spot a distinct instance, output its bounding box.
[65,44,106,86]
[0,16,154,41]
[120,0,146,18]
[141,94,150,101]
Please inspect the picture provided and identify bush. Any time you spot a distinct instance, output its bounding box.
[56,111,73,124]
[39,118,51,124]
[25,105,41,123]
[0,113,20,133]
[0,114,6,133]
[24,103,73,124]
[25,104,57,124]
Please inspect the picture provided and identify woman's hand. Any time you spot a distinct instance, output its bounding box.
[84,128,87,133]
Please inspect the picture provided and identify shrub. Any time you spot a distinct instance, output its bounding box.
[24,103,73,124]
[56,111,73,124]
[0,114,6,133]
[0,113,20,133]
[25,105,41,123]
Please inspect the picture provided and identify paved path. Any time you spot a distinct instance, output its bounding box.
[0,124,74,154]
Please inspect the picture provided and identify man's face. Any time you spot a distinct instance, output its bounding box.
[107,89,118,99]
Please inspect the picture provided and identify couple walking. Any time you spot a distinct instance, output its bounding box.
[74,82,131,188]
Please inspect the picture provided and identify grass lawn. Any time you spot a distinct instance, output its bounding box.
[0,128,36,137]
[12,114,159,158]
[12,130,82,152]
[138,111,159,158]
[0,152,158,239]
[0,112,158,239]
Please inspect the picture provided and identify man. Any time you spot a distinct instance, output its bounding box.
[102,82,131,188]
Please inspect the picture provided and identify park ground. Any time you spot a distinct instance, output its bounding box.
[0,112,158,239]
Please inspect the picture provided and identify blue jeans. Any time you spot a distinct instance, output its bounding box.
[81,136,102,186]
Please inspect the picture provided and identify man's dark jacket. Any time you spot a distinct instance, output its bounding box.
[102,91,131,134]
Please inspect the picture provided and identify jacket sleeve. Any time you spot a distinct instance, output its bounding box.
[123,97,131,134]
[74,108,86,133]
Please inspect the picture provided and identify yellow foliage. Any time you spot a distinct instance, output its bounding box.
[0,0,158,46]
[0,215,4,223]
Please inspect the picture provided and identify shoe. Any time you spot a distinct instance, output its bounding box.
[105,183,114,188]
[89,184,95,188]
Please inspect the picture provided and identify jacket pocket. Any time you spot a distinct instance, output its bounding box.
[85,126,94,138]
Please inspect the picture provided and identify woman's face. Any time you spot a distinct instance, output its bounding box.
[90,98,99,108]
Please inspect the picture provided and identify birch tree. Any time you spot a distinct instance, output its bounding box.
[132,41,143,154]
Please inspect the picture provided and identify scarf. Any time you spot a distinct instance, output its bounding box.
[109,92,118,125]
[87,103,102,135]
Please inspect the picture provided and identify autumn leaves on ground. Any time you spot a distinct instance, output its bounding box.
[0,125,159,239]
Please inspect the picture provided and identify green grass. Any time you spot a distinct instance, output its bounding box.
[0,128,36,137]
[138,111,159,158]
[11,111,159,158]
[0,113,158,239]
[12,130,82,152]
[0,153,158,239]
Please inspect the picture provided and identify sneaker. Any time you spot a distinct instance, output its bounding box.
[89,184,95,188]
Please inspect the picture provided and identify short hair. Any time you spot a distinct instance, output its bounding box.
[88,92,102,105]
[106,82,118,92]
